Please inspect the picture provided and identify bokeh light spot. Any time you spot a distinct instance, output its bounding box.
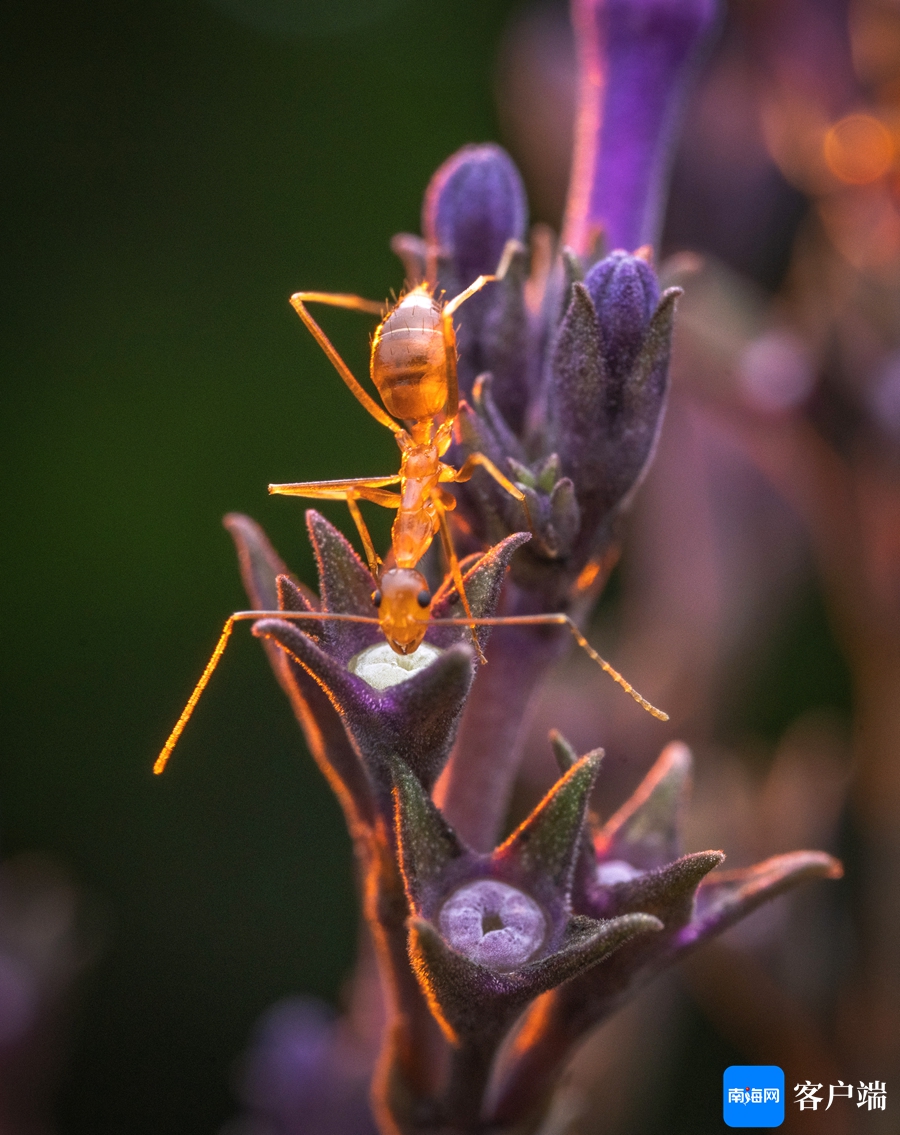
[737,330,815,414]
[823,114,894,185]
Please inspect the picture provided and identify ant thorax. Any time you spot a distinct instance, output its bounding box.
[391,442,444,568]
[400,444,439,478]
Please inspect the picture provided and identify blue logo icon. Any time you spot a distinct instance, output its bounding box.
[723,1066,785,1127]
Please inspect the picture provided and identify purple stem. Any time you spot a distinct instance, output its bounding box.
[435,594,570,852]
[564,0,720,256]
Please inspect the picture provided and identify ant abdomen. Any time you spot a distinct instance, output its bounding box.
[370,287,447,420]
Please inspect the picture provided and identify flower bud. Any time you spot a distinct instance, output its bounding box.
[546,252,680,518]
[584,250,660,383]
[423,143,528,287]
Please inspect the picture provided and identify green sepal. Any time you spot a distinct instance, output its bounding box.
[496,751,603,894]
[595,742,691,869]
[408,911,662,1044]
[596,850,725,927]
[549,729,579,773]
[626,286,681,400]
[388,754,465,914]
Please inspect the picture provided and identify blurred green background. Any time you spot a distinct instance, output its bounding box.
[1,1,522,1130]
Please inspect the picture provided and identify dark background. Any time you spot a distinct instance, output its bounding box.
[1,1,524,1131]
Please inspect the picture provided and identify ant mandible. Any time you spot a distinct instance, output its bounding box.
[269,247,528,665]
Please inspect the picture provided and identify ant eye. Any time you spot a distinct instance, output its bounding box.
[417,589,432,608]
[372,590,383,608]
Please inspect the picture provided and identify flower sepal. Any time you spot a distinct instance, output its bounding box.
[389,750,662,1046]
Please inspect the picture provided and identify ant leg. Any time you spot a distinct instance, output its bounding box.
[452,452,523,500]
[442,274,498,319]
[268,476,401,576]
[436,504,488,665]
[450,451,534,533]
[289,292,400,434]
[155,608,383,774]
[440,241,519,321]
[292,291,385,316]
[442,314,461,421]
[428,613,669,721]
[443,239,520,320]
[154,616,236,774]
[440,274,497,418]
[269,474,400,502]
[345,494,382,577]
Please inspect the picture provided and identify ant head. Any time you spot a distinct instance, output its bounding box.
[372,567,432,655]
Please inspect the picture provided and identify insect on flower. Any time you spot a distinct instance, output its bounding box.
[271,249,530,664]
[154,259,668,775]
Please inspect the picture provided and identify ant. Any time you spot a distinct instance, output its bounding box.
[154,259,667,774]
[269,253,529,664]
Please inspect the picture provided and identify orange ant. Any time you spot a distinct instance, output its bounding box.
[154,262,668,774]
[269,257,529,663]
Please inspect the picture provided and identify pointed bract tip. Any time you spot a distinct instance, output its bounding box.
[549,730,579,772]
[498,751,602,893]
[390,752,465,912]
[596,742,692,870]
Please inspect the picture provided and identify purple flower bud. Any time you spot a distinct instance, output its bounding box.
[584,250,660,383]
[420,147,534,422]
[423,143,528,288]
[545,251,679,521]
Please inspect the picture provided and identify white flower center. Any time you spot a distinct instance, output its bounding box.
[439,880,546,970]
[348,641,442,690]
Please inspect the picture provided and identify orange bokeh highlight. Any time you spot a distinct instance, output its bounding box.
[575,558,602,592]
[823,114,895,185]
